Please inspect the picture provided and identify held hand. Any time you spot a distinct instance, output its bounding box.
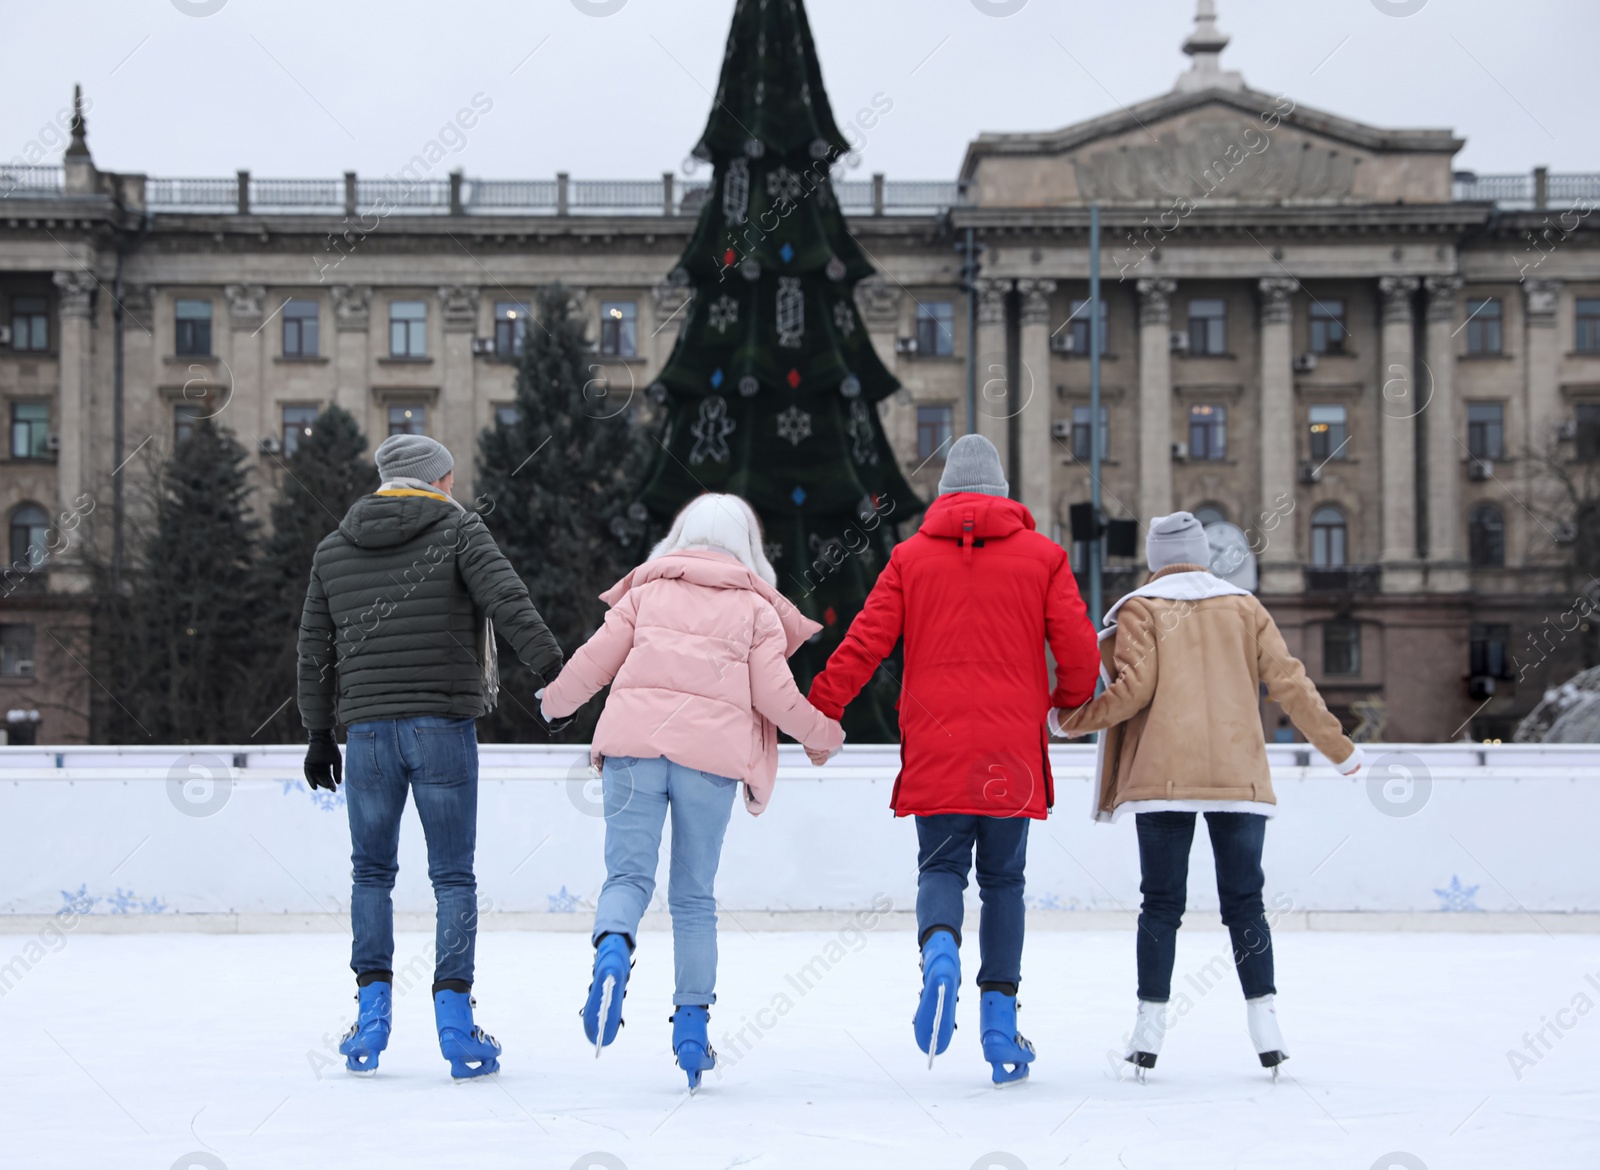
[806,746,830,766]
[304,728,343,792]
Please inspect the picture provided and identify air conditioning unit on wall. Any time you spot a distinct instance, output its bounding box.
[1299,461,1322,484]
[1168,331,1189,353]
[0,325,11,346]
[472,337,497,356]
[45,434,61,454]
[894,337,919,355]
[1171,441,1189,461]
[1293,353,1319,373]
[259,436,282,455]
[1468,459,1494,481]
[1050,333,1078,354]
[1050,419,1071,439]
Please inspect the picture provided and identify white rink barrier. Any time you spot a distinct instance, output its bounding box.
[0,742,1596,923]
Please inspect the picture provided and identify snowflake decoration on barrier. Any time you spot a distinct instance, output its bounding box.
[1434,875,1483,913]
[723,157,750,225]
[776,405,812,446]
[709,295,739,333]
[766,166,804,205]
[60,884,97,915]
[776,276,805,348]
[548,885,580,914]
[689,396,735,464]
[847,399,879,465]
[833,300,856,337]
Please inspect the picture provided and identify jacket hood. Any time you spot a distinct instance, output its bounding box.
[337,490,458,550]
[601,549,820,657]
[918,492,1034,541]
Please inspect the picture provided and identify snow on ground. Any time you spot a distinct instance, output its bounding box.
[2,928,1597,1169]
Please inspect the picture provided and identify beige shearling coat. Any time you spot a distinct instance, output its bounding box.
[1060,564,1360,820]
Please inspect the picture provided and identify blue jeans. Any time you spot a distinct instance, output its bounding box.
[914,814,1030,989]
[344,716,480,991]
[1134,811,1274,1002]
[592,755,739,1006]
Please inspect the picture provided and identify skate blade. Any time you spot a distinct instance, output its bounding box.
[345,1066,378,1078]
[991,1064,1030,1087]
[927,984,945,1070]
[1135,1066,1147,1085]
[595,975,615,1059]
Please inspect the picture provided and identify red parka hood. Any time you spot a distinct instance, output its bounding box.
[918,492,1036,541]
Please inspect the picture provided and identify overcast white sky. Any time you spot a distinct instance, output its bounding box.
[1,0,1593,183]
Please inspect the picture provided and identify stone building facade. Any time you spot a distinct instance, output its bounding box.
[2,9,1597,744]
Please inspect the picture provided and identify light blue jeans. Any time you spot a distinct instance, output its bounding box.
[592,755,739,1005]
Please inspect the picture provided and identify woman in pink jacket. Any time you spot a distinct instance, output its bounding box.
[540,493,844,1089]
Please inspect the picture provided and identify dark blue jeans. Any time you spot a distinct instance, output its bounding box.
[914,814,1030,989]
[1134,811,1274,1002]
[344,716,480,991]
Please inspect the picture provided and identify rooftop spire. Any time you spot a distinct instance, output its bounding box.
[65,84,90,159]
[1175,0,1244,93]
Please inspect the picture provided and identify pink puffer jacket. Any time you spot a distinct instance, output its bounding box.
[541,549,844,815]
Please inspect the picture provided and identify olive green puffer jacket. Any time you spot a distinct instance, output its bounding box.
[297,488,563,729]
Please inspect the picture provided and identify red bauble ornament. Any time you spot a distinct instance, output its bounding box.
[786,368,801,389]
[823,606,837,626]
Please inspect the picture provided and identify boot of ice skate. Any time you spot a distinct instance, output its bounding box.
[1246,994,1289,1079]
[1124,999,1168,1083]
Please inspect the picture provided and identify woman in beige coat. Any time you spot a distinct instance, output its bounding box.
[1055,512,1363,1080]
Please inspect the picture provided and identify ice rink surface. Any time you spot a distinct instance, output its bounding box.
[3,928,1597,1169]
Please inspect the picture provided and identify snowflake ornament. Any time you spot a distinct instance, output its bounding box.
[826,256,847,282]
[1434,875,1483,913]
[766,166,803,204]
[848,399,879,465]
[833,301,856,336]
[776,405,812,446]
[709,295,739,333]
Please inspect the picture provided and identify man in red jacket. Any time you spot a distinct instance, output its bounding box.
[807,433,1098,1084]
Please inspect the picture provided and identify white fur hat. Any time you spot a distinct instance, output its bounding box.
[649,493,777,587]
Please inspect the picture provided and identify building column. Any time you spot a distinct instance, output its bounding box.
[1016,278,1057,533]
[438,286,480,500]
[1378,275,1422,591]
[330,285,372,430]
[51,272,95,516]
[1136,277,1176,522]
[1424,275,1467,590]
[1524,279,1564,456]
[974,277,1013,479]
[223,286,267,494]
[1258,278,1299,592]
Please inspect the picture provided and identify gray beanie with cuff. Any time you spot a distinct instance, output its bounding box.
[936,434,1009,497]
[374,433,454,485]
[1146,512,1213,572]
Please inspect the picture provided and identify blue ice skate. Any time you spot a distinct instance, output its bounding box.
[433,989,501,1080]
[582,933,632,1056]
[670,1005,716,1091]
[338,981,392,1075]
[979,991,1036,1086]
[912,929,960,1067]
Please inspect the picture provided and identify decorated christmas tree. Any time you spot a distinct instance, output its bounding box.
[638,0,924,740]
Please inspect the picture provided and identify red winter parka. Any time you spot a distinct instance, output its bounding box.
[808,492,1099,819]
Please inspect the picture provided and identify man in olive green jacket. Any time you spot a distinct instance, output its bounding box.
[297,433,562,1078]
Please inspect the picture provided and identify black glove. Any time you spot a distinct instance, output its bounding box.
[305,728,343,791]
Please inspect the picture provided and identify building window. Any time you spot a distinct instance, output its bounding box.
[1194,504,1227,527]
[281,405,318,457]
[389,301,427,357]
[175,299,213,356]
[174,404,202,444]
[8,504,49,570]
[1466,298,1503,355]
[1577,403,1600,461]
[1189,404,1227,460]
[282,299,319,358]
[0,624,34,677]
[1311,505,1347,567]
[1309,298,1347,355]
[494,404,519,428]
[495,301,530,357]
[388,405,426,436]
[9,296,49,352]
[1071,405,1108,462]
[1323,621,1361,676]
[1469,623,1511,679]
[599,301,638,358]
[1187,298,1227,356]
[1578,299,1600,354]
[1469,504,1505,568]
[915,301,955,357]
[10,403,50,459]
[1065,299,1107,356]
[916,405,954,460]
[1466,402,1505,460]
[1308,404,1348,461]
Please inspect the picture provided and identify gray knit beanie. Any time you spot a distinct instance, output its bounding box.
[1146,512,1212,572]
[937,434,1009,497]
[374,433,454,484]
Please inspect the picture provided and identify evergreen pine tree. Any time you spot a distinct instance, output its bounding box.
[476,284,649,742]
[256,405,378,741]
[636,0,924,740]
[104,421,275,743]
